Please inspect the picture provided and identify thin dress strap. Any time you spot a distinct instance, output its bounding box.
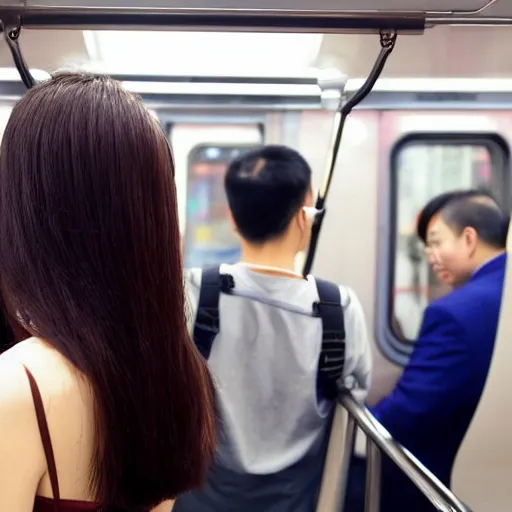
[23,366,61,507]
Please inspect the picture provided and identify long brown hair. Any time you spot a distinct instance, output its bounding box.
[0,72,216,509]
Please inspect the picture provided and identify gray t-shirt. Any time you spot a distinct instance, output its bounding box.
[174,263,372,512]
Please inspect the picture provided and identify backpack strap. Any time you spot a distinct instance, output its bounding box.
[313,278,346,400]
[193,265,235,359]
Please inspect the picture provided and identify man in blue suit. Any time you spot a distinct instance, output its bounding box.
[373,191,508,511]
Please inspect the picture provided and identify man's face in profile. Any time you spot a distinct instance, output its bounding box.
[423,216,456,285]
[422,194,498,288]
[425,214,476,288]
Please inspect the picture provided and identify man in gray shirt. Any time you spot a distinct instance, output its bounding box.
[174,145,372,512]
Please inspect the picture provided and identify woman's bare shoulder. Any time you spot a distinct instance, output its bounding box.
[0,341,34,402]
[0,338,94,493]
[151,500,175,512]
[0,339,59,431]
[0,340,50,509]
[0,338,87,421]
[0,340,47,472]
[2,337,79,387]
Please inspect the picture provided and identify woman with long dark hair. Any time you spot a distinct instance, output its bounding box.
[0,72,217,511]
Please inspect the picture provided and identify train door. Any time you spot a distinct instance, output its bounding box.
[169,122,263,268]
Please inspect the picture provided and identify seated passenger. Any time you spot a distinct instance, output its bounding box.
[373,191,508,511]
[0,73,216,511]
[174,145,372,512]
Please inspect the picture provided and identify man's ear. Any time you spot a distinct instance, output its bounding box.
[297,206,308,233]
[463,226,478,256]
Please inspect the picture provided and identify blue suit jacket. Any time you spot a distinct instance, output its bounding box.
[371,253,506,511]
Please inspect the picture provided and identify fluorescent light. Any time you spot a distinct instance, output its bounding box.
[83,31,322,77]
[122,80,320,96]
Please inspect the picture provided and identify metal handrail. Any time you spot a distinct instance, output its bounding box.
[2,3,512,32]
[0,6,426,34]
[339,391,472,512]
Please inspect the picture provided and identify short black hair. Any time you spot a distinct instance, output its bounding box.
[417,188,497,243]
[440,195,509,249]
[224,145,312,243]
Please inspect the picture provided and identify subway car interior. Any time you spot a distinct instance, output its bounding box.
[1,1,512,511]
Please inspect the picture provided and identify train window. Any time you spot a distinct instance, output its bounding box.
[184,144,260,268]
[168,123,263,267]
[390,135,509,343]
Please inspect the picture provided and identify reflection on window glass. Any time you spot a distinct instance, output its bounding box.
[184,145,259,268]
[391,141,505,341]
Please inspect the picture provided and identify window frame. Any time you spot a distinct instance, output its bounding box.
[378,132,510,364]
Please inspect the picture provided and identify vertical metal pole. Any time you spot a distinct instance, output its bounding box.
[364,438,382,512]
[336,415,357,508]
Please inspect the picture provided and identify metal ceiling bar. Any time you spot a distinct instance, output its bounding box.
[2,5,511,32]
[427,0,502,16]
[425,16,512,25]
[0,7,426,33]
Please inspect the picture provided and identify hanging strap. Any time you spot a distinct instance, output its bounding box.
[193,265,234,359]
[313,278,346,400]
[0,19,38,89]
[302,30,397,277]
[23,366,61,508]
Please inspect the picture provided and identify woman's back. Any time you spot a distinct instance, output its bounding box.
[0,338,98,509]
[0,72,216,511]
[0,340,175,512]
